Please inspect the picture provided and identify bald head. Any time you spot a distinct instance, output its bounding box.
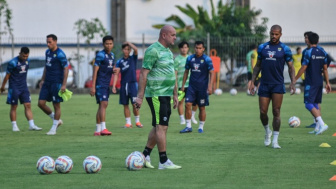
[158,25,176,48]
[270,25,282,33]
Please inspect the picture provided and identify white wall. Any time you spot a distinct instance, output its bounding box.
[250,0,336,37]
[6,0,111,38]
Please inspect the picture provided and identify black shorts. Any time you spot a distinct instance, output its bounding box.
[146,96,171,127]
[248,72,252,80]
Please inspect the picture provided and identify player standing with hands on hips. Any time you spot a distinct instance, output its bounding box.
[1,47,42,132]
[249,25,296,149]
[38,34,69,135]
[135,25,181,170]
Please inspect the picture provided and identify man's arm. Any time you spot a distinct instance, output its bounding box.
[61,67,69,92]
[249,59,261,95]
[0,73,10,93]
[127,42,138,56]
[295,65,307,81]
[323,64,332,93]
[135,68,150,109]
[39,67,46,88]
[112,68,120,93]
[180,69,189,91]
[208,70,214,95]
[287,61,296,94]
[90,66,99,96]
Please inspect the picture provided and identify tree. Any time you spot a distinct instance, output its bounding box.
[152,0,268,85]
[0,0,13,64]
[73,18,109,87]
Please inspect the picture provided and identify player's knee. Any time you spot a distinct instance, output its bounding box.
[313,103,319,110]
[24,103,31,109]
[272,108,281,116]
[305,103,315,111]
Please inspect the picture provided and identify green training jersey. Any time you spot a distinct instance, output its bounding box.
[142,42,175,97]
[246,50,254,72]
[174,54,190,88]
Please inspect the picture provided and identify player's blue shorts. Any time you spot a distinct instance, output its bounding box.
[258,83,286,98]
[6,87,31,105]
[39,82,63,103]
[119,82,138,105]
[146,96,171,127]
[185,86,209,107]
[95,85,110,104]
[304,85,322,104]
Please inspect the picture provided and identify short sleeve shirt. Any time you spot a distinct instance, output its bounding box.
[302,46,328,86]
[116,55,137,84]
[174,54,190,88]
[94,50,115,88]
[142,42,175,97]
[45,48,68,83]
[6,56,29,89]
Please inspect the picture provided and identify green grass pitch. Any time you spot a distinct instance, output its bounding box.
[0,92,335,189]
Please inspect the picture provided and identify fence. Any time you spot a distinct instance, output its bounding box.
[1,35,336,88]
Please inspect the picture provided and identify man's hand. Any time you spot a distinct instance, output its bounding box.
[0,87,5,93]
[60,85,66,93]
[249,83,256,95]
[289,82,295,95]
[90,87,96,97]
[112,86,117,94]
[135,97,143,110]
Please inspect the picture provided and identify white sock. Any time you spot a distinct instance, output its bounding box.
[96,124,101,132]
[48,112,55,119]
[51,120,58,131]
[186,119,192,128]
[179,115,185,121]
[101,122,106,130]
[199,121,205,130]
[135,116,140,123]
[316,116,325,127]
[273,131,279,143]
[264,124,271,134]
[28,120,35,127]
[12,121,17,127]
[126,117,131,125]
[192,111,196,118]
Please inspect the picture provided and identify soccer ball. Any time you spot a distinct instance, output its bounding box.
[83,156,102,174]
[36,156,55,174]
[131,151,145,161]
[295,88,301,94]
[125,152,145,171]
[55,155,73,174]
[230,88,237,96]
[214,88,223,95]
[288,116,301,128]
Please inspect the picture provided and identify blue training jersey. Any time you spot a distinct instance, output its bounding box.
[6,56,29,89]
[302,46,331,67]
[185,54,214,91]
[302,46,328,86]
[116,54,137,84]
[45,48,68,83]
[257,41,293,84]
[94,50,115,87]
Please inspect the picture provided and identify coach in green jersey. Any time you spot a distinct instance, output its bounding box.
[135,25,181,170]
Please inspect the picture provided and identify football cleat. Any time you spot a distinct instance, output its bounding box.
[180,127,192,133]
[198,128,203,133]
[264,131,272,146]
[144,156,154,169]
[305,123,316,128]
[94,132,101,136]
[124,124,132,128]
[315,124,328,135]
[29,125,42,131]
[272,142,281,149]
[12,126,20,132]
[135,122,143,128]
[46,129,56,135]
[101,129,112,135]
[158,159,182,170]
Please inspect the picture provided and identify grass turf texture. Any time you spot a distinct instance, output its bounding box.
[0,92,336,189]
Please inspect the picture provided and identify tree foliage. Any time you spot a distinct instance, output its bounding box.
[0,0,13,36]
[74,18,108,45]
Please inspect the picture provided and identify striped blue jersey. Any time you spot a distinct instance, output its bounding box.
[45,48,68,83]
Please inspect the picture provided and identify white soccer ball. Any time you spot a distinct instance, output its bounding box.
[131,151,145,161]
[230,88,237,96]
[36,156,55,174]
[322,88,327,94]
[125,152,145,171]
[55,155,73,174]
[83,156,102,174]
[295,88,301,94]
[214,88,223,95]
[288,116,301,128]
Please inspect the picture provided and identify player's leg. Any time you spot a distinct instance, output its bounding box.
[23,102,42,131]
[180,102,193,133]
[156,96,181,170]
[178,97,185,124]
[198,106,206,133]
[191,104,198,124]
[123,105,132,128]
[10,105,20,131]
[196,90,209,133]
[132,103,143,128]
[310,86,327,135]
[46,102,61,135]
[142,97,159,168]
[130,83,142,128]
[270,93,283,148]
[99,101,111,135]
[258,83,273,146]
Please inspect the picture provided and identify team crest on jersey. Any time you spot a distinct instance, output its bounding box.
[201,59,204,63]
[53,54,56,57]
[108,60,113,68]
[46,57,52,66]
[122,61,129,70]
[193,63,201,72]
[19,65,26,73]
[266,51,276,61]
[278,48,282,51]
